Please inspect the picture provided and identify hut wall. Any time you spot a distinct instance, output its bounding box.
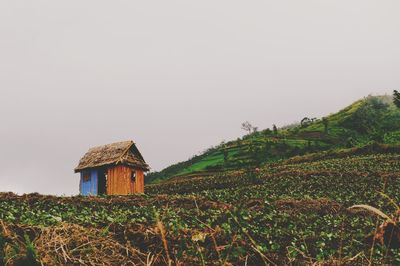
[107,165,131,195]
[80,170,98,196]
[135,170,144,193]
[106,166,145,195]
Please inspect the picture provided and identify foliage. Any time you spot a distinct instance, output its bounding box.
[301,117,312,127]
[339,97,389,135]
[273,124,278,135]
[384,131,400,144]
[394,90,400,108]
[322,117,329,134]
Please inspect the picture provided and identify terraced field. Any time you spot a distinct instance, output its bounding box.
[1,151,400,265]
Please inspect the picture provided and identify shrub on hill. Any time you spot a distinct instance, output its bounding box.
[340,97,389,135]
[394,90,400,108]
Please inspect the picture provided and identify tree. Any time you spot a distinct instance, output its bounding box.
[263,128,272,136]
[301,117,312,127]
[272,124,278,135]
[322,117,329,134]
[222,149,229,167]
[346,137,356,148]
[340,97,389,135]
[394,90,400,108]
[250,144,263,168]
[241,121,253,134]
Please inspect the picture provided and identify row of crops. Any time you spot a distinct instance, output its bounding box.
[1,153,400,265]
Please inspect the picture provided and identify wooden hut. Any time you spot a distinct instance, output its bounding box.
[74,140,149,196]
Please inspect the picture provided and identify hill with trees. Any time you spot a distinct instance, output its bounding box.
[147,94,400,183]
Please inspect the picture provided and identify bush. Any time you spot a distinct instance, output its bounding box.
[340,97,389,135]
[384,131,400,144]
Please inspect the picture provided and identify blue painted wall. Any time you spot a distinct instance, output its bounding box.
[80,170,98,196]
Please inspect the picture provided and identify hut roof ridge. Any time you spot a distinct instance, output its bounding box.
[74,140,149,172]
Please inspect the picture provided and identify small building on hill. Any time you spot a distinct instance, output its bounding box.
[74,140,149,196]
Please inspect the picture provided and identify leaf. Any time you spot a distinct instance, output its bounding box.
[191,232,207,243]
[348,205,394,223]
[52,216,62,223]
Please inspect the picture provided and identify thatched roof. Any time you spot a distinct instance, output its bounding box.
[74,141,149,173]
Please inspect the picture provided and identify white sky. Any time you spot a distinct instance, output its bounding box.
[0,1,399,195]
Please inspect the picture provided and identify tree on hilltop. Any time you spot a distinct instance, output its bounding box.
[301,117,312,127]
[394,90,400,108]
[241,121,258,134]
[273,124,278,135]
[322,117,329,134]
[241,121,253,134]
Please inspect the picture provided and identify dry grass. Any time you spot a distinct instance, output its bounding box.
[0,222,148,266]
[274,198,344,215]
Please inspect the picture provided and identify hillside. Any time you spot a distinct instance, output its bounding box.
[147,95,400,183]
[1,144,400,264]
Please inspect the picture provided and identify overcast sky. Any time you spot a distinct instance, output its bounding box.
[0,1,399,195]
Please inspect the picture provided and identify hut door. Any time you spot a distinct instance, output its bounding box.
[98,169,107,195]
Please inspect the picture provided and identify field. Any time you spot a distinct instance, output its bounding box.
[1,147,400,265]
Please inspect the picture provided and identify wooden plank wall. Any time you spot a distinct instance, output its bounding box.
[107,165,131,195]
[135,170,144,193]
[107,166,145,195]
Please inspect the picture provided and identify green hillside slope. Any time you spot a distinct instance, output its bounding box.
[147,95,400,183]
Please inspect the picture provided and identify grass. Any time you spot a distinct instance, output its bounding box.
[175,152,224,176]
